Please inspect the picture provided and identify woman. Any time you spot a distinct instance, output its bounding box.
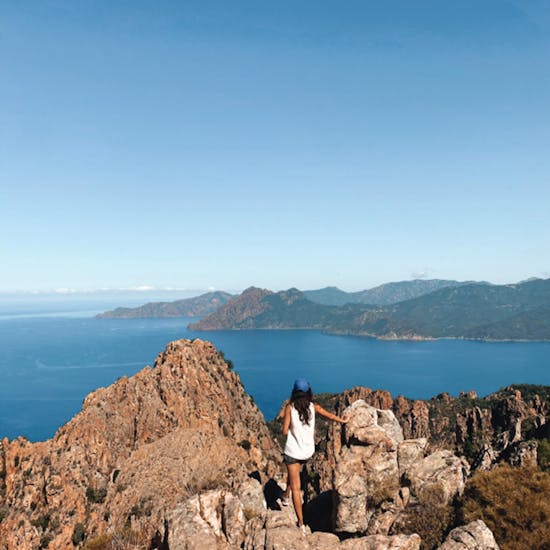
[280,378,348,532]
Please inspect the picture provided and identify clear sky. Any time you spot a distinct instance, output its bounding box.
[1,1,549,293]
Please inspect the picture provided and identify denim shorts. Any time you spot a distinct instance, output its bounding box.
[283,453,309,465]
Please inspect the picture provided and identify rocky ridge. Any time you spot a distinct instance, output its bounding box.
[0,339,279,548]
[304,384,549,493]
[1,338,537,549]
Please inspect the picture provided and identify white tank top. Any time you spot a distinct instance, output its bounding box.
[283,403,315,460]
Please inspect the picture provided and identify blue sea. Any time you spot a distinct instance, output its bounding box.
[1,298,549,442]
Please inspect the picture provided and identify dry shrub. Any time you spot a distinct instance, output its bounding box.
[83,524,157,550]
[83,533,113,550]
[392,483,455,550]
[460,464,550,550]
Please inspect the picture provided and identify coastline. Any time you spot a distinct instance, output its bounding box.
[188,323,550,343]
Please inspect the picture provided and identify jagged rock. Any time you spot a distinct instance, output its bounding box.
[0,339,280,549]
[167,491,229,549]
[397,438,427,476]
[336,387,395,414]
[506,440,538,467]
[343,400,399,450]
[438,519,499,549]
[395,487,410,508]
[472,443,498,471]
[394,397,430,440]
[404,450,469,504]
[239,478,267,519]
[244,517,267,550]
[456,407,494,447]
[333,401,401,533]
[333,446,376,532]
[366,504,400,535]
[377,409,405,443]
[223,493,247,547]
[339,533,421,549]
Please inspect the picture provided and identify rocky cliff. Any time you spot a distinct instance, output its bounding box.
[0,339,279,548]
[303,384,549,493]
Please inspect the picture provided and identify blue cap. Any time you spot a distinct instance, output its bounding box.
[293,378,310,392]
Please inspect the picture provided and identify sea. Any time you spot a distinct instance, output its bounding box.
[1,297,549,442]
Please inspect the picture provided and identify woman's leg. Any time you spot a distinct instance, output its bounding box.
[284,470,291,500]
[286,462,303,526]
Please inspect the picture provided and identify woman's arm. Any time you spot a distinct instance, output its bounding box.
[276,399,289,420]
[314,403,349,423]
[282,404,291,436]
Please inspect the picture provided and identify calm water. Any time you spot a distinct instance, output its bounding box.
[1,301,549,441]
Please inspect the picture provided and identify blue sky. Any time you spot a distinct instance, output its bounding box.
[1,1,549,292]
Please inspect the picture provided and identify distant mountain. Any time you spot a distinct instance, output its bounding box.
[190,279,550,340]
[304,279,481,306]
[96,291,233,319]
[188,287,354,330]
[353,279,485,305]
[302,286,356,306]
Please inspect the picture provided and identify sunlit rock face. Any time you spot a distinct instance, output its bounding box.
[0,339,280,549]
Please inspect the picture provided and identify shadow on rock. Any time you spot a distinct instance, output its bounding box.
[304,490,333,533]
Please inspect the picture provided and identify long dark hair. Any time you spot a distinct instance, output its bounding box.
[290,388,313,425]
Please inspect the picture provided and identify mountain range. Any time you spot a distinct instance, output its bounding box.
[96,290,233,318]
[97,278,473,318]
[189,278,550,341]
[303,278,482,306]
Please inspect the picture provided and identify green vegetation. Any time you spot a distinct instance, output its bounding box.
[86,486,107,504]
[30,513,50,530]
[195,279,550,340]
[459,464,550,550]
[96,291,233,319]
[217,349,234,370]
[39,534,52,548]
[304,279,465,306]
[0,507,7,523]
[72,523,86,545]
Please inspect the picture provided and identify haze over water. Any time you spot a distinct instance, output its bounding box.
[1,299,549,442]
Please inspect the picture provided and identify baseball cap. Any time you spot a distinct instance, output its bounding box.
[293,378,310,392]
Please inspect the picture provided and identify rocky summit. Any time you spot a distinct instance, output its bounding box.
[2,339,546,549]
[0,339,279,548]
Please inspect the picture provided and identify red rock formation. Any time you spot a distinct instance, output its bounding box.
[0,339,280,549]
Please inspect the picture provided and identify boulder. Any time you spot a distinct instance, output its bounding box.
[506,440,538,468]
[377,409,405,443]
[397,438,427,476]
[167,492,228,550]
[239,477,267,519]
[343,400,398,450]
[404,450,469,504]
[340,533,421,549]
[438,519,500,549]
[333,401,401,533]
